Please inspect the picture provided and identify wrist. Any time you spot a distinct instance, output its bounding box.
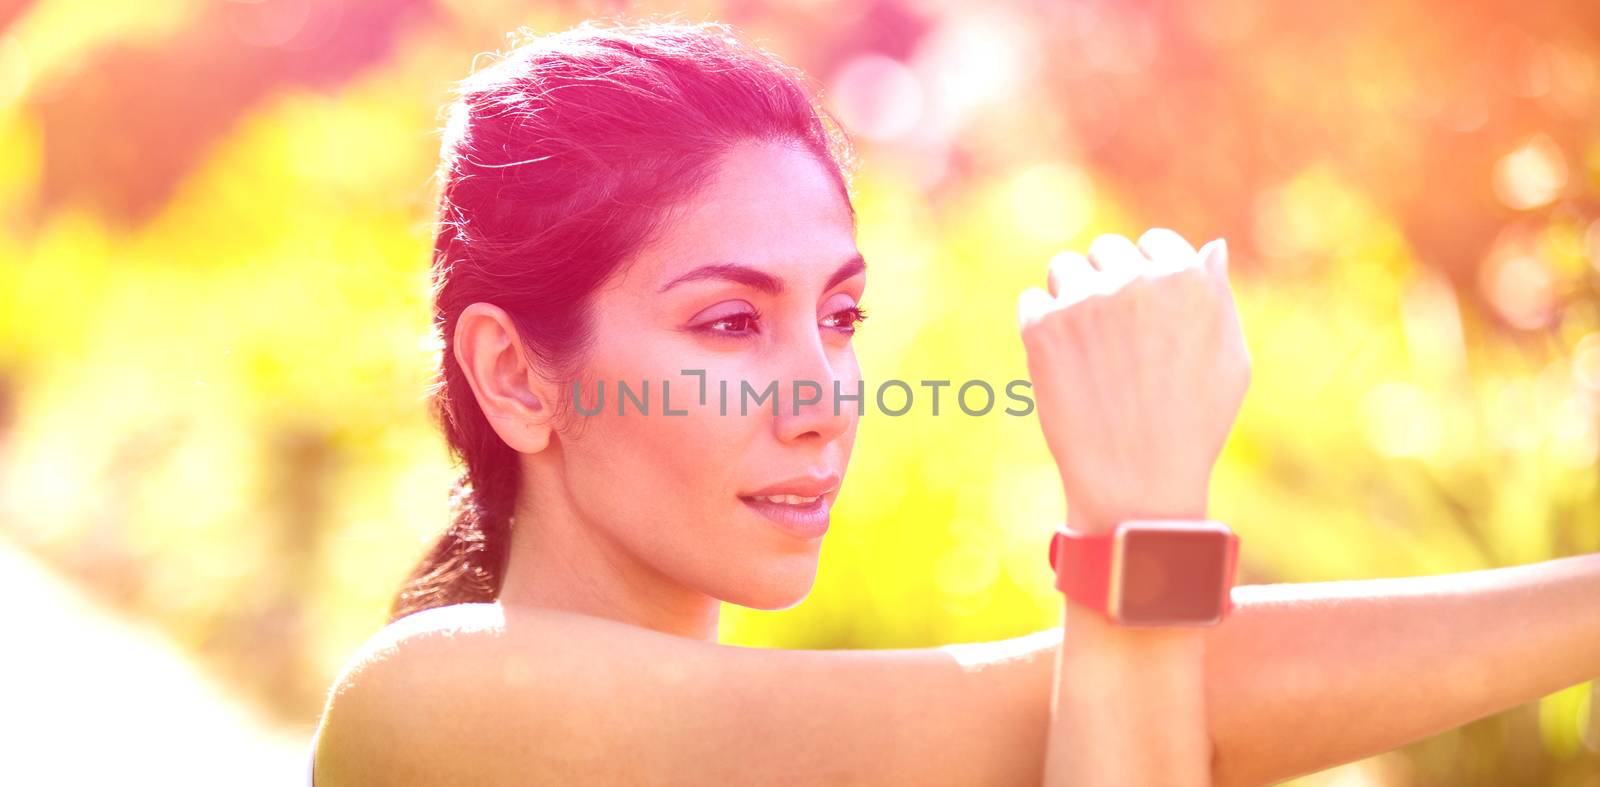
[1064,488,1211,536]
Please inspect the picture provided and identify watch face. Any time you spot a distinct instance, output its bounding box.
[1113,527,1230,625]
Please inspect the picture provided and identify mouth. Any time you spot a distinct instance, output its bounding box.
[738,493,832,537]
[739,473,840,538]
[741,492,827,505]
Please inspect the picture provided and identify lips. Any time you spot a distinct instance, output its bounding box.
[740,473,840,500]
[739,473,840,539]
[740,487,834,538]
[746,492,824,505]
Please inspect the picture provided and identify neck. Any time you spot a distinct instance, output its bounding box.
[495,449,721,643]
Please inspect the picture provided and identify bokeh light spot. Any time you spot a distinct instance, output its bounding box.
[1493,132,1568,210]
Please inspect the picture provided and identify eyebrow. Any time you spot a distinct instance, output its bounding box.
[657,253,866,295]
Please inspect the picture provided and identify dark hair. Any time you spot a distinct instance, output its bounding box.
[389,18,858,622]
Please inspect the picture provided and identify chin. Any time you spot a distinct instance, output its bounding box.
[718,557,821,611]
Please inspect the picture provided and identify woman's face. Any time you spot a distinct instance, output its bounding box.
[553,140,864,610]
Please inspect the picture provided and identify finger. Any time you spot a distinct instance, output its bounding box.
[1086,233,1143,286]
[1198,237,1230,280]
[1047,250,1095,299]
[1017,286,1056,331]
[1137,227,1200,273]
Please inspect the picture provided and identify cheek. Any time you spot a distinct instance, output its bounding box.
[570,396,747,499]
[558,339,765,533]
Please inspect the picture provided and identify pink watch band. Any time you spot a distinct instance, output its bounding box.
[1048,527,1114,611]
[1048,524,1240,619]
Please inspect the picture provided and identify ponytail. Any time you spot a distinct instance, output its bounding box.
[389,419,521,621]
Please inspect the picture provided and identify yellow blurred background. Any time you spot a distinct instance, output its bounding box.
[1,0,1597,784]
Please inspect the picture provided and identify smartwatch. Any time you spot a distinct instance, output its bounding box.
[1048,519,1240,627]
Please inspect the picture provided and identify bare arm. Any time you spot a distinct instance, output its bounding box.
[1047,587,1213,785]
[944,550,1600,787]
[311,552,1600,786]
[1205,550,1600,786]
[1043,506,1215,786]
[314,601,1057,786]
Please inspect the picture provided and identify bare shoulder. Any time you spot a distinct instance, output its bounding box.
[322,601,507,689]
[312,601,643,780]
[309,602,802,786]
[311,602,608,786]
[319,601,514,696]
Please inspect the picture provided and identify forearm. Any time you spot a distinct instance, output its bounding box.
[1205,550,1600,786]
[1041,504,1215,786]
[1044,596,1212,785]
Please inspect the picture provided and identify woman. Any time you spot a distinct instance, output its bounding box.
[311,18,1600,786]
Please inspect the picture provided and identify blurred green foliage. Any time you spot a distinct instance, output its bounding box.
[1,0,1597,783]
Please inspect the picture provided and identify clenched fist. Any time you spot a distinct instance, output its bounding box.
[1017,228,1251,535]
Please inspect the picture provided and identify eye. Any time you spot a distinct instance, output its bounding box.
[692,307,763,337]
[822,304,869,335]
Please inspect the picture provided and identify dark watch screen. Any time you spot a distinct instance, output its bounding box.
[1118,529,1229,624]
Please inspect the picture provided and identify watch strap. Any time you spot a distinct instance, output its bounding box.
[1047,526,1114,611]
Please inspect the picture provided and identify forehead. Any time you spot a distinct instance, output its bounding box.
[622,141,859,288]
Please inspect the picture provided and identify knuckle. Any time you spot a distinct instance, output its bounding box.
[1137,226,1171,246]
[1088,233,1124,253]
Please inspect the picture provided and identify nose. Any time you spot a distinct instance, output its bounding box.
[771,337,856,446]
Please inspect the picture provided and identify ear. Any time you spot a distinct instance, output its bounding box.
[452,302,560,454]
